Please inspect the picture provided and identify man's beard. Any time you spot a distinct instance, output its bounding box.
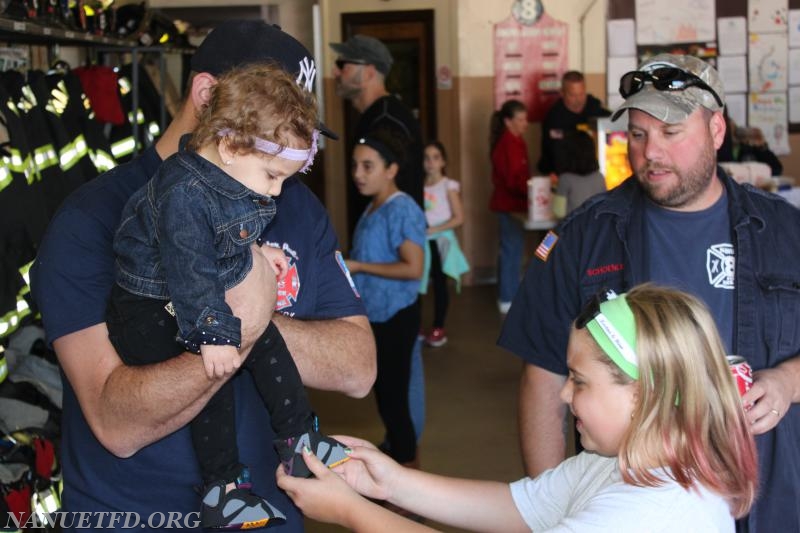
[335,70,363,100]
[635,138,717,209]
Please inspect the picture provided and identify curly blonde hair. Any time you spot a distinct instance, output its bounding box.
[614,284,758,518]
[188,62,318,155]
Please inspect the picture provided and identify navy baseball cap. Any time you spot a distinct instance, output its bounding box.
[191,20,337,139]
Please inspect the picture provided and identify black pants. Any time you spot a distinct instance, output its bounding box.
[371,298,421,463]
[428,240,449,329]
[106,285,313,484]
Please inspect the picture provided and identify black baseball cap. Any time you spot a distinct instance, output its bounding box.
[329,34,394,76]
[191,20,337,139]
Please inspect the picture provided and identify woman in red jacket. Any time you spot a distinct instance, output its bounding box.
[489,99,529,314]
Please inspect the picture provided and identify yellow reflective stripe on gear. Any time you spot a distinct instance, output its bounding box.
[118,77,131,96]
[148,121,161,137]
[49,80,69,116]
[0,261,34,339]
[111,137,136,158]
[127,109,145,125]
[9,150,34,184]
[0,162,11,193]
[33,144,58,172]
[8,149,35,184]
[59,134,89,171]
[90,149,117,172]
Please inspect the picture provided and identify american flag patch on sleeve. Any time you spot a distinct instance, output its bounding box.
[535,231,559,262]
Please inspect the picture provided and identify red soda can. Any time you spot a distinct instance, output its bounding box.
[726,355,753,397]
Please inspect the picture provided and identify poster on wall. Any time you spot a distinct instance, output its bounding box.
[749,92,790,155]
[748,32,789,93]
[748,0,789,34]
[493,1,568,122]
[635,0,715,45]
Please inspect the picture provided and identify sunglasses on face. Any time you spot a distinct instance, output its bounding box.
[619,67,724,108]
[335,59,367,70]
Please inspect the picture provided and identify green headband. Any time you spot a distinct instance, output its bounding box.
[585,294,639,380]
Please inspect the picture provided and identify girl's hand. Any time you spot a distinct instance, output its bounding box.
[259,245,289,280]
[329,435,401,501]
[199,344,241,379]
[344,259,361,274]
[276,446,364,525]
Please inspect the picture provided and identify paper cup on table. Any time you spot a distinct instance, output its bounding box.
[528,177,553,222]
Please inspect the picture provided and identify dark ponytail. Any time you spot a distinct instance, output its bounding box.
[490,99,526,153]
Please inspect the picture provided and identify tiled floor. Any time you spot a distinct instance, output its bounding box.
[305,284,525,532]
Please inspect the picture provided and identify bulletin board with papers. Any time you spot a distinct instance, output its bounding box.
[608,0,800,155]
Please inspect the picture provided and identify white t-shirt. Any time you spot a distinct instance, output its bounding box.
[509,452,733,532]
[424,177,460,227]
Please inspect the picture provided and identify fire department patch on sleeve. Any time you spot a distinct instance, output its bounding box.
[535,231,559,262]
[335,251,360,298]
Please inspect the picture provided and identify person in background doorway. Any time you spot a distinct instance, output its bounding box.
[278,285,759,533]
[330,34,425,213]
[489,99,529,315]
[345,131,426,478]
[419,140,469,348]
[499,53,800,533]
[538,70,611,176]
[553,129,607,214]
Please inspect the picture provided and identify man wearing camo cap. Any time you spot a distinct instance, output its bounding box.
[499,53,800,532]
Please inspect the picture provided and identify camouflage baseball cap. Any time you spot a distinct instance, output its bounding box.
[611,53,725,123]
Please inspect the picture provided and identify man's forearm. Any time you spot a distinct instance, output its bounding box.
[54,325,225,457]
[272,313,376,398]
[519,363,567,478]
[98,354,222,455]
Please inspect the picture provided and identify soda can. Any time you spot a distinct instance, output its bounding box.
[726,355,753,397]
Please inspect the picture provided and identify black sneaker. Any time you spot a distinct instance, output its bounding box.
[274,430,350,478]
[200,468,285,530]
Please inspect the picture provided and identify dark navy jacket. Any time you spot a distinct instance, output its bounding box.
[114,146,277,352]
[499,169,800,532]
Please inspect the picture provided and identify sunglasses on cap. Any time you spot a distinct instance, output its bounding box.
[619,67,724,108]
[335,59,367,70]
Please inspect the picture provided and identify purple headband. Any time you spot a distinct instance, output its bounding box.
[218,128,319,174]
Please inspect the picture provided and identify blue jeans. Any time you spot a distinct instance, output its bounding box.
[497,213,525,303]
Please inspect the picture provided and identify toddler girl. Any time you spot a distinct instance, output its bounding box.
[106,63,348,530]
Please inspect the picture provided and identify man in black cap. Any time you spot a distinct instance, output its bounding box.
[31,20,375,532]
[330,34,425,220]
[329,34,425,473]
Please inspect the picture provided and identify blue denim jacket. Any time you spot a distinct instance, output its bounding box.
[500,168,800,532]
[113,144,276,352]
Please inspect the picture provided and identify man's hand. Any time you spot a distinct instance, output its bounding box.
[744,362,798,434]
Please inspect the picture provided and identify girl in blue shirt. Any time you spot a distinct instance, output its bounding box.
[345,132,426,467]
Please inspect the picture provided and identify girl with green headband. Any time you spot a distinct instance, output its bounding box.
[278,284,758,532]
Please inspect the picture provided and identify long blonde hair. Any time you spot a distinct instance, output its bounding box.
[616,284,758,518]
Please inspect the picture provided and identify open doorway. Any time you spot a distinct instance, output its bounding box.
[339,9,436,237]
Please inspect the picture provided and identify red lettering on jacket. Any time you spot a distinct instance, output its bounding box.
[586,263,624,277]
